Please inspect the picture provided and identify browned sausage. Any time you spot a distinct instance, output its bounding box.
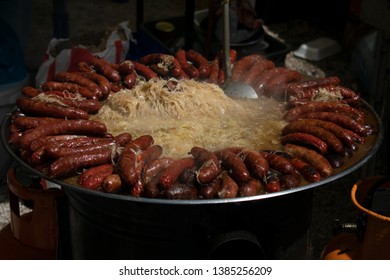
[158,157,196,189]
[89,56,122,82]
[79,71,111,96]
[292,118,364,146]
[144,157,175,182]
[41,81,98,99]
[117,135,154,186]
[232,54,262,82]
[49,147,114,178]
[243,58,275,86]
[118,60,135,76]
[282,121,344,153]
[286,76,341,97]
[199,177,222,199]
[299,111,369,136]
[190,146,221,184]
[123,71,137,89]
[264,170,280,193]
[239,149,269,179]
[263,69,301,99]
[253,67,288,95]
[281,132,328,154]
[239,178,263,197]
[78,164,114,190]
[288,156,321,182]
[218,171,239,198]
[16,96,90,120]
[102,174,122,193]
[161,183,198,199]
[53,71,102,97]
[175,49,199,79]
[185,50,210,79]
[132,61,158,80]
[284,143,333,177]
[215,149,251,183]
[18,119,107,150]
[284,101,365,122]
[13,116,63,131]
[261,151,297,174]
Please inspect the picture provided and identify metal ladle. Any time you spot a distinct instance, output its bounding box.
[221,0,258,99]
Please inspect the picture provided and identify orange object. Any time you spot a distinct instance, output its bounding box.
[7,168,63,251]
[321,232,362,260]
[351,176,390,259]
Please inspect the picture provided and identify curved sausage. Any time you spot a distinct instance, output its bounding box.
[284,101,365,122]
[18,119,107,150]
[185,50,210,79]
[281,132,328,154]
[284,143,333,177]
[282,121,344,153]
[89,56,121,82]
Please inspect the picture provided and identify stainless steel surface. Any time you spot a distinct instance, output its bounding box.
[221,0,258,99]
[0,98,383,206]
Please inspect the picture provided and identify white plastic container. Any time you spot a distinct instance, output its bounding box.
[293,37,341,61]
[0,74,29,177]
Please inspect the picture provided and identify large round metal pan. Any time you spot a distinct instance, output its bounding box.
[0,99,383,206]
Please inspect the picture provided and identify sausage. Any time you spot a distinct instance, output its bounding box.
[261,151,296,174]
[253,67,288,95]
[239,149,269,179]
[13,116,63,131]
[215,149,251,183]
[144,157,175,182]
[175,49,200,79]
[79,71,111,96]
[43,133,131,160]
[139,53,187,79]
[40,81,98,99]
[284,143,333,177]
[199,177,222,199]
[185,50,210,79]
[22,86,41,97]
[190,146,221,184]
[16,96,90,120]
[117,135,154,186]
[286,76,341,97]
[263,69,301,99]
[232,54,262,81]
[118,60,135,76]
[243,58,275,86]
[161,183,198,200]
[123,71,137,89]
[53,71,102,97]
[288,156,321,182]
[218,171,239,198]
[264,170,280,193]
[280,172,301,189]
[239,178,263,197]
[102,174,122,193]
[144,173,162,198]
[88,56,122,82]
[292,118,364,146]
[78,164,114,190]
[282,121,344,153]
[300,111,369,137]
[208,56,219,84]
[158,157,196,189]
[281,132,328,155]
[284,101,365,122]
[132,61,158,80]
[18,119,107,150]
[49,147,114,178]
[36,91,102,114]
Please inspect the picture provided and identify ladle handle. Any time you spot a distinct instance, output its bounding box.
[222,0,232,80]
